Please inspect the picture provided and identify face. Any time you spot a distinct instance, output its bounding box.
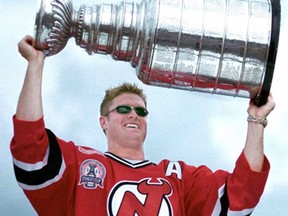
[100,93,148,149]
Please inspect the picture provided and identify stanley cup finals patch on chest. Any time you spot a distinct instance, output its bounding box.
[78,159,106,189]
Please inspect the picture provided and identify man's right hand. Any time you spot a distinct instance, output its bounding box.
[18,35,45,62]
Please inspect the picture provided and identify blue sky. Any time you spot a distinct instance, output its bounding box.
[0,0,287,215]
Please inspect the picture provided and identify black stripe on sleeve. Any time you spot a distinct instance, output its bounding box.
[219,185,252,216]
[219,185,229,216]
[13,129,63,186]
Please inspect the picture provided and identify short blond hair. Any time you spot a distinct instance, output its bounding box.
[100,83,147,116]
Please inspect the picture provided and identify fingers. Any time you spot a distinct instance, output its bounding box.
[265,93,276,112]
[18,35,33,49]
[24,35,34,46]
[18,35,32,58]
[18,35,44,61]
[248,92,276,117]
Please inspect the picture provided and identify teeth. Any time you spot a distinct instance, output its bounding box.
[126,123,138,128]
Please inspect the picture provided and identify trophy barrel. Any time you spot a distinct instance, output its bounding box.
[135,0,281,106]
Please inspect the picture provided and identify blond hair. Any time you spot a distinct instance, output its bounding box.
[100,83,147,116]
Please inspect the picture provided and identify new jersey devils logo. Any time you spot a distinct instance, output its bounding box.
[108,178,173,215]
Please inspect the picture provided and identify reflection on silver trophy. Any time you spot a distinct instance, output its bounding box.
[34,0,281,106]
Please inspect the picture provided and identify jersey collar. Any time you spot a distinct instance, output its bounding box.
[105,152,153,168]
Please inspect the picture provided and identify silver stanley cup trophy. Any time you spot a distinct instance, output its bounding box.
[34,0,281,106]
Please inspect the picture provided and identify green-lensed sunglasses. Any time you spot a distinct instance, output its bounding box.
[105,105,149,117]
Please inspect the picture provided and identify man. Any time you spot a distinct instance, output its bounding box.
[11,35,276,215]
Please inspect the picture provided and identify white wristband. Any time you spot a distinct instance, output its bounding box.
[247,115,268,128]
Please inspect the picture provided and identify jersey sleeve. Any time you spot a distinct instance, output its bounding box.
[182,151,270,215]
[10,115,77,215]
[226,151,270,213]
[11,115,49,165]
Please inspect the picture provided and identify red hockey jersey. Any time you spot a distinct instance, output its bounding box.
[10,116,270,216]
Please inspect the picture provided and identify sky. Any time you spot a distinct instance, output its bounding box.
[0,0,287,215]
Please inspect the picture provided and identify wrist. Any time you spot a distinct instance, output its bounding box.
[26,50,45,63]
[247,115,268,128]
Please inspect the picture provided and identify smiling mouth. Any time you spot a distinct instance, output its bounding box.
[125,123,139,129]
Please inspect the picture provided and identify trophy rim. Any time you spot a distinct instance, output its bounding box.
[255,0,281,106]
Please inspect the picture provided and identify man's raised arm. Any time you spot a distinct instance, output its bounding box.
[16,35,45,121]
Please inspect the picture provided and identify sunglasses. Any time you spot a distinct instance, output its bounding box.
[106,105,149,117]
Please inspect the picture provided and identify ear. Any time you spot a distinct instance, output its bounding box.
[99,116,107,132]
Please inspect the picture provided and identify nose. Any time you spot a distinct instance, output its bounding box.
[128,108,138,118]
